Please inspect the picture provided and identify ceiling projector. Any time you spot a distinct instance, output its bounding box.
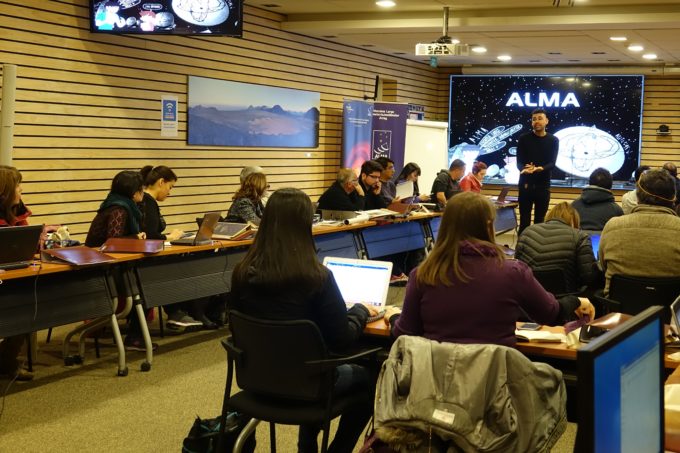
[415,43,470,56]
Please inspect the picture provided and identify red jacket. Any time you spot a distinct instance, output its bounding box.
[459,173,482,193]
[0,202,32,226]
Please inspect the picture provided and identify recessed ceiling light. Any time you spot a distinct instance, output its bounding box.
[591,51,606,55]
[628,44,644,52]
[643,53,658,60]
[375,0,396,7]
[610,36,628,41]
[547,51,562,55]
[471,46,487,53]
[497,55,512,61]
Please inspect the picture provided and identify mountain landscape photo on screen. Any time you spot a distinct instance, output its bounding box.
[188,76,320,148]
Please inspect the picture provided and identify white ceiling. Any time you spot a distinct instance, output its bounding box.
[248,0,680,68]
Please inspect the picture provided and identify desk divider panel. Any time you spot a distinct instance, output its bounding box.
[0,268,112,337]
[135,248,247,308]
[428,217,442,242]
[315,231,361,261]
[361,221,427,259]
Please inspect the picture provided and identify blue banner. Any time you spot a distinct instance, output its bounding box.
[342,100,373,172]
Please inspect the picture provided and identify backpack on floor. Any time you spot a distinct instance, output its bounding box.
[182,412,255,453]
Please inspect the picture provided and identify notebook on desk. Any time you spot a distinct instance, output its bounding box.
[0,225,42,270]
[41,246,117,266]
[170,212,221,246]
[322,257,393,312]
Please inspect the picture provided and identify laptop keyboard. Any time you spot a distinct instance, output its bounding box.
[0,261,32,270]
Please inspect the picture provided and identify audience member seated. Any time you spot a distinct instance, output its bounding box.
[0,165,35,381]
[384,192,594,347]
[600,169,680,295]
[86,170,151,351]
[663,162,680,205]
[375,156,398,205]
[225,172,267,225]
[229,188,377,453]
[358,160,387,210]
[86,170,147,247]
[317,168,365,212]
[138,165,205,331]
[515,202,600,294]
[395,162,430,203]
[571,167,623,231]
[239,165,268,205]
[459,161,487,193]
[431,159,466,207]
[622,165,650,214]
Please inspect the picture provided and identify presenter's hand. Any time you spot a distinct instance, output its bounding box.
[166,229,184,241]
[359,303,379,317]
[384,306,402,325]
[576,297,595,320]
[137,232,147,240]
[534,166,544,173]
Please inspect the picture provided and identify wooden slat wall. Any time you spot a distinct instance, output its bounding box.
[0,0,443,238]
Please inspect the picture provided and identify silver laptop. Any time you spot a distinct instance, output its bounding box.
[0,225,43,270]
[322,256,393,311]
[170,212,221,246]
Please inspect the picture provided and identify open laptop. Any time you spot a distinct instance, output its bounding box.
[170,212,221,246]
[494,187,518,204]
[0,225,43,270]
[322,257,393,314]
[589,234,601,260]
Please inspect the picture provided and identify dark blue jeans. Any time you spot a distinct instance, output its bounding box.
[298,364,372,453]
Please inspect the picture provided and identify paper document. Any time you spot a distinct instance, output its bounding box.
[396,180,414,200]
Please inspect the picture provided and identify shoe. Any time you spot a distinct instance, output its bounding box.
[196,314,219,330]
[389,273,409,285]
[166,311,203,331]
[124,337,158,352]
[0,368,33,382]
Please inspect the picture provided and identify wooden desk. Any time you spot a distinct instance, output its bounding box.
[667,367,680,451]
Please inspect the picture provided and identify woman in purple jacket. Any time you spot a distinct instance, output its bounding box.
[385,191,594,347]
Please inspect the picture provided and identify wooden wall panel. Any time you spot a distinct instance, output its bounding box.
[0,0,439,237]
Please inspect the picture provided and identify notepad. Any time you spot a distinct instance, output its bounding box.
[515,329,566,343]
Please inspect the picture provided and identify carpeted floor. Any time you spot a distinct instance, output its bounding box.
[0,304,577,452]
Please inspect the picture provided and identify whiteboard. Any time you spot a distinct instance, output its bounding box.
[403,119,449,196]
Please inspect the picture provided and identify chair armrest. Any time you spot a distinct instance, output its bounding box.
[306,347,383,373]
[221,337,244,363]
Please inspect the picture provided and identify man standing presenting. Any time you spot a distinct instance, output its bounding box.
[517,108,559,234]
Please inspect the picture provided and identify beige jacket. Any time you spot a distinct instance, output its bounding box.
[600,204,680,295]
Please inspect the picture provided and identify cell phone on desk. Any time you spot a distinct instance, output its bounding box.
[518,322,542,331]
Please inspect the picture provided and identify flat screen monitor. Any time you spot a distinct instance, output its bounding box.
[448,75,644,188]
[575,306,664,453]
[90,0,242,36]
[589,234,601,260]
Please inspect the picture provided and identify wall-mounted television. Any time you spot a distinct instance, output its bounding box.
[448,75,644,188]
[90,0,242,36]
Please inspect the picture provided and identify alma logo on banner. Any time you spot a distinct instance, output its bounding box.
[506,92,580,108]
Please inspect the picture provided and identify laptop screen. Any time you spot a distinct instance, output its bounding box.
[322,257,393,309]
[590,234,601,260]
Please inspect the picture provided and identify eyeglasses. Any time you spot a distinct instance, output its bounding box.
[366,174,380,180]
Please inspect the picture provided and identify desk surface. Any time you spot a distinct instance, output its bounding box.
[364,319,680,369]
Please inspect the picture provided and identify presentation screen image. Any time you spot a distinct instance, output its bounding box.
[90,0,242,36]
[448,75,644,187]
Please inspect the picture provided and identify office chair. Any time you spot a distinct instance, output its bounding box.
[219,310,381,453]
[595,274,680,323]
[532,267,587,297]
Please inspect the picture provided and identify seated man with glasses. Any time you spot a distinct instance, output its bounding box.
[358,160,388,210]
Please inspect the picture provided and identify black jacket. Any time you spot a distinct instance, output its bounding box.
[516,132,559,188]
[515,219,600,293]
[229,269,369,352]
[572,186,623,231]
[359,180,387,210]
[139,192,167,240]
[317,181,365,211]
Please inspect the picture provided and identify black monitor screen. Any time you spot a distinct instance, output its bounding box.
[448,75,644,188]
[576,306,664,452]
[90,0,242,36]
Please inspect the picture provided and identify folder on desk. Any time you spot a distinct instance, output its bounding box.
[101,238,164,254]
[212,222,257,241]
[41,247,117,266]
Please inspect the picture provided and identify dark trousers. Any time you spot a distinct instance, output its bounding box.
[0,335,25,374]
[298,364,372,453]
[518,186,550,234]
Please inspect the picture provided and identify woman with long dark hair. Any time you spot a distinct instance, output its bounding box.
[395,162,430,202]
[0,165,34,380]
[386,192,594,346]
[230,188,376,453]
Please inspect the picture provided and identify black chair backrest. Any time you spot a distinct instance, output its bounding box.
[609,275,680,323]
[532,267,569,296]
[227,310,330,402]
